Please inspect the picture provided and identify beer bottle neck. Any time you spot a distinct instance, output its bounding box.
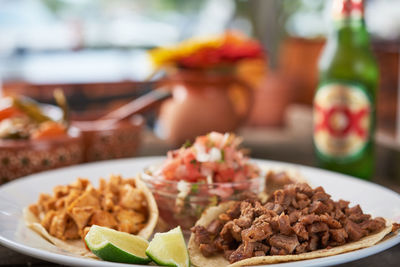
[331,0,370,48]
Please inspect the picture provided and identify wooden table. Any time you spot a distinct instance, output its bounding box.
[1,116,400,266]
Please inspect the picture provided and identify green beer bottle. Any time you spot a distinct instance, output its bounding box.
[313,0,378,179]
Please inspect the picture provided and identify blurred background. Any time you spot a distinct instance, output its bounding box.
[0,0,400,180]
[2,1,400,265]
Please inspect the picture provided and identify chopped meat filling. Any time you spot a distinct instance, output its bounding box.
[29,175,148,240]
[191,183,388,263]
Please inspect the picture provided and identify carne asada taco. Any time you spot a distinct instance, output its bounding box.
[24,174,158,257]
[189,183,399,267]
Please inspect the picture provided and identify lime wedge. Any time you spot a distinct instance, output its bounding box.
[85,225,151,264]
[146,226,189,267]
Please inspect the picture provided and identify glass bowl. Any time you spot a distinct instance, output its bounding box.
[140,167,265,232]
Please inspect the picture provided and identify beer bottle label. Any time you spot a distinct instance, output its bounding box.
[313,82,371,161]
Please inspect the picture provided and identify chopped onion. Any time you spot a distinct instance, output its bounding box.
[209,147,222,162]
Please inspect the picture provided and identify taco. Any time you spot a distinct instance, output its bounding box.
[188,183,399,267]
[24,174,158,257]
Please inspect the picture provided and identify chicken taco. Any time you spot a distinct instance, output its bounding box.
[24,174,158,257]
[189,183,399,267]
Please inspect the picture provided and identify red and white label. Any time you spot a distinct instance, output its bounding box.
[313,83,371,158]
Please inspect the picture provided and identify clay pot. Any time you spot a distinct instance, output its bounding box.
[0,127,83,184]
[248,72,293,127]
[0,103,84,184]
[72,115,144,162]
[157,69,253,146]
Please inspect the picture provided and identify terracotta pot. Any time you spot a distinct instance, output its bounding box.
[72,115,144,162]
[248,72,293,127]
[156,69,253,146]
[0,127,83,184]
[279,37,325,105]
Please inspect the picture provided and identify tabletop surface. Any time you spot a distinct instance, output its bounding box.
[1,123,400,267]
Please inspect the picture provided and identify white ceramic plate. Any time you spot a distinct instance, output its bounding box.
[0,157,399,267]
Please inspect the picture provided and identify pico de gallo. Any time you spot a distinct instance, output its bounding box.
[153,131,260,184]
[142,132,263,231]
[0,91,69,140]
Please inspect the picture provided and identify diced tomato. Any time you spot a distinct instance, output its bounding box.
[162,158,181,180]
[217,168,235,183]
[233,171,247,182]
[201,161,218,172]
[185,166,202,182]
[182,150,196,165]
[224,147,235,164]
[210,184,234,199]
[174,165,187,180]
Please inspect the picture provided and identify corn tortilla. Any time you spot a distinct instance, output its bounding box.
[188,202,395,267]
[24,175,158,258]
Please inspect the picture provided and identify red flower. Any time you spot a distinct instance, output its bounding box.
[179,41,264,68]
[179,47,223,68]
[220,40,264,61]
[171,31,265,69]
